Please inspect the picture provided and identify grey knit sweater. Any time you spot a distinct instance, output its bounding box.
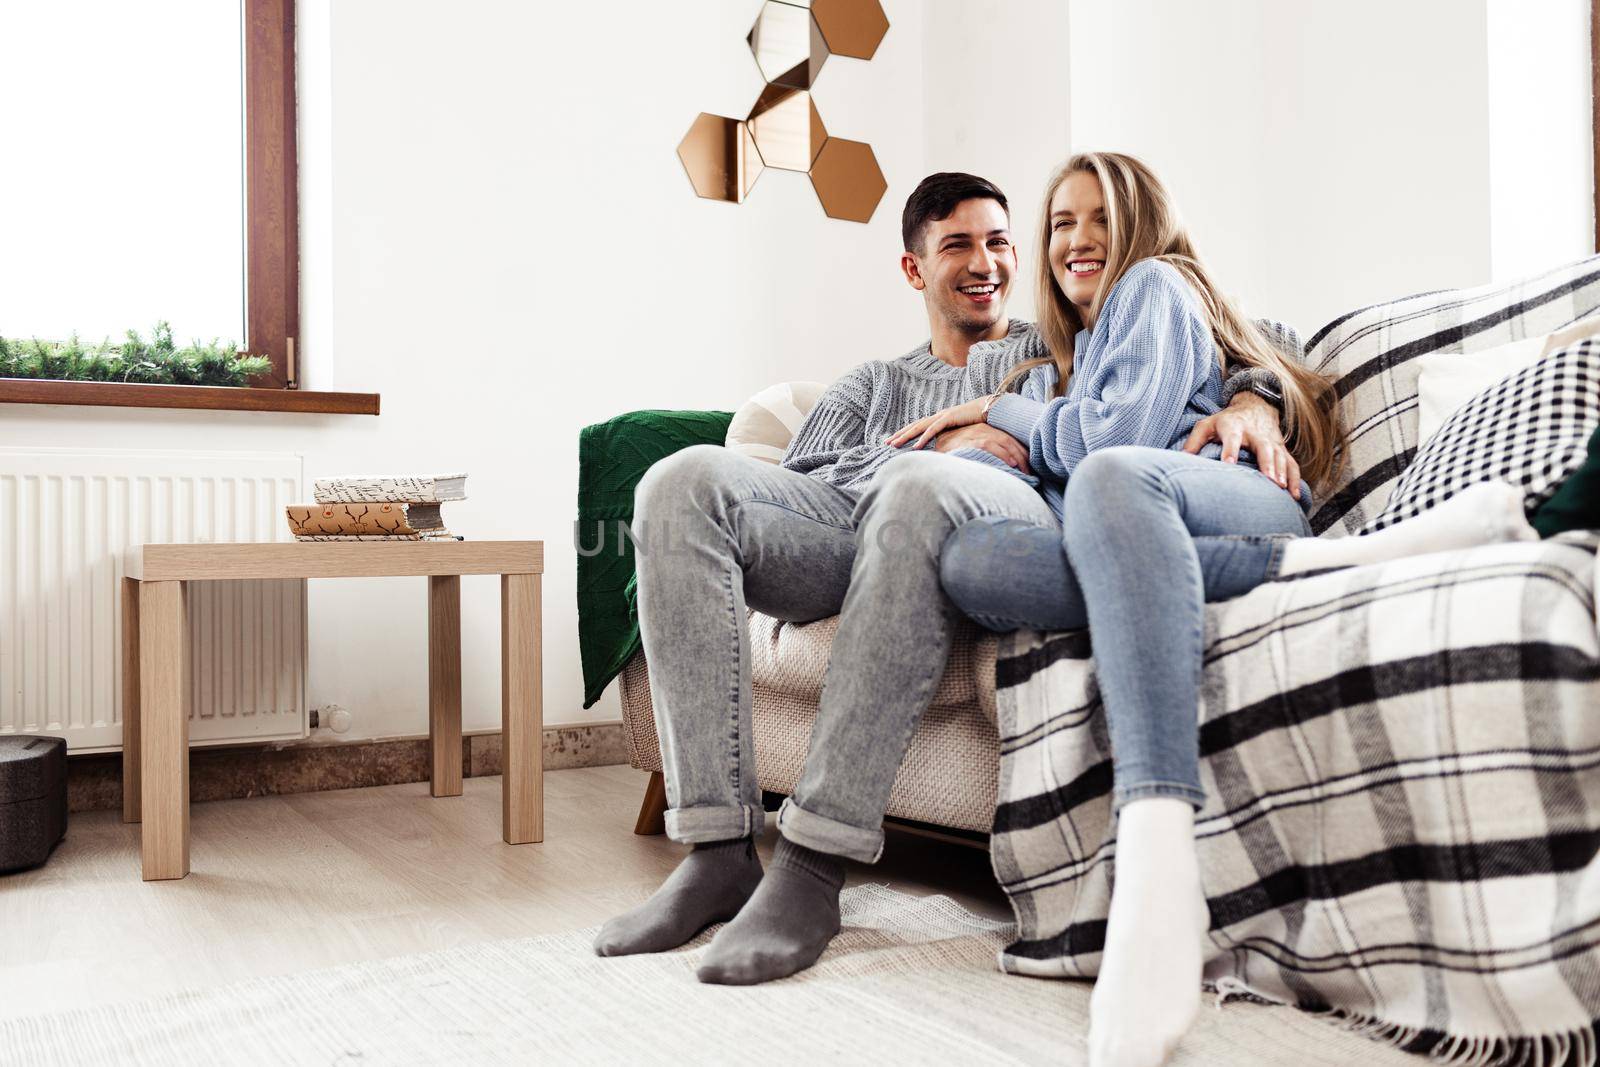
[781,318,1290,493]
[780,320,1048,492]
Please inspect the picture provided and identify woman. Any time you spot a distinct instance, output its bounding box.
[889,152,1534,1067]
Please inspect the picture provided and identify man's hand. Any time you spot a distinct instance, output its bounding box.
[932,423,1031,474]
[1183,392,1300,497]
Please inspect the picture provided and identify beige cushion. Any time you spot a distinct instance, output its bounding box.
[751,689,1000,833]
[747,612,997,719]
[1416,311,1600,444]
[616,611,1004,834]
[620,645,1001,833]
[725,381,828,464]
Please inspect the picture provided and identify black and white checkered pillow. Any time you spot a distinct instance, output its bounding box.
[1361,339,1600,533]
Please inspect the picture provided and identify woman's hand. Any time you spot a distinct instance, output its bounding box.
[887,396,992,450]
[934,424,1031,473]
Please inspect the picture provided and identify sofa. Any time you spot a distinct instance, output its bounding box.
[619,612,1003,836]
[587,255,1600,839]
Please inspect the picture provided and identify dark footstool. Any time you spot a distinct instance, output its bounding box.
[0,735,67,873]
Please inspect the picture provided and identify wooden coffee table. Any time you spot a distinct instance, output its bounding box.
[121,540,544,881]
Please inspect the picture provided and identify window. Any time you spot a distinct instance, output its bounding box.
[0,0,374,414]
[244,0,298,391]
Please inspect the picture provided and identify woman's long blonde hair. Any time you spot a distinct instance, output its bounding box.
[1006,152,1343,491]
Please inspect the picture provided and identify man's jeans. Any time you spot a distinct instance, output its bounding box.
[633,445,1054,862]
[940,446,1311,810]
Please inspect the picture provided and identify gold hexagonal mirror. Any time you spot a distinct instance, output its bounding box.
[810,0,889,60]
[747,0,827,90]
[683,0,889,222]
[677,113,764,203]
[809,138,886,223]
[746,85,826,172]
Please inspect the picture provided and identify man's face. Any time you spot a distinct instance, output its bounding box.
[901,198,1016,335]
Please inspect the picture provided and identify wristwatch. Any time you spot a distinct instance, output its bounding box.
[979,392,1002,419]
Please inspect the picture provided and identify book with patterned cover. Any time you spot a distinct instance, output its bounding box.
[293,532,463,542]
[312,474,467,503]
[286,502,454,538]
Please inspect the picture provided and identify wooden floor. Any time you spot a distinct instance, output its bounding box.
[0,765,1010,1023]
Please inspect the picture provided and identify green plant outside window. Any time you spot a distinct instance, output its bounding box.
[0,322,269,387]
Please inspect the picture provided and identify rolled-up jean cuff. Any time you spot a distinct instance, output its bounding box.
[663,803,764,844]
[776,798,883,863]
[1113,781,1206,814]
[1263,535,1293,580]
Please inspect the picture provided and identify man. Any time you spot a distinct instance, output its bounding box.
[593,173,1289,984]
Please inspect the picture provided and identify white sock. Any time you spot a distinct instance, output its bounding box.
[1088,797,1207,1067]
[1278,481,1537,577]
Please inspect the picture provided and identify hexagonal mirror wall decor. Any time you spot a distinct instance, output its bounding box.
[809,0,889,59]
[747,0,827,90]
[746,85,826,172]
[810,138,886,223]
[676,113,764,204]
[677,0,888,223]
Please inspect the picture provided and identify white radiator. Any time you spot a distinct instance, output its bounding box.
[0,447,308,753]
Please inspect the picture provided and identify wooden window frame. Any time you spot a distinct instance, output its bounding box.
[246,0,299,392]
[0,0,378,416]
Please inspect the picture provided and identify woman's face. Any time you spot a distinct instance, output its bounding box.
[1048,170,1109,317]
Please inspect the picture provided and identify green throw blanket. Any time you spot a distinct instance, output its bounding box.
[576,409,733,708]
[1533,424,1600,538]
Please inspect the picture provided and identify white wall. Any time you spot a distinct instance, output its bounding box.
[1067,0,1499,336]
[921,3,1072,318]
[1,0,1588,742]
[309,0,948,734]
[1487,0,1595,281]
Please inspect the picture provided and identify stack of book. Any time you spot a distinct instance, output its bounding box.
[286,474,467,542]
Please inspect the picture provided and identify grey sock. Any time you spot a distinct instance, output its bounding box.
[593,837,763,957]
[695,835,845,985]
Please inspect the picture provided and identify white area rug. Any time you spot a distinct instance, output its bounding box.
[0,886,1417,1065]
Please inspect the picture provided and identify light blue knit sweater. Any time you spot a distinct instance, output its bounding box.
[980,259,1225,519]
[781,275,1292,496]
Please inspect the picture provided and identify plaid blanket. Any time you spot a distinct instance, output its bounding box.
[993,535,1600,1060]
[1307,255,1600,537]
[991,256,1600,1063]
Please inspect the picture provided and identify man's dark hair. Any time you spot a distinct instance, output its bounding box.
[901,172,1009,255]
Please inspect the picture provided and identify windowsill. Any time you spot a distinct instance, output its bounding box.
[0,378,380,415]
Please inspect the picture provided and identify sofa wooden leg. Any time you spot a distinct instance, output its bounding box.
[634,771,668,836]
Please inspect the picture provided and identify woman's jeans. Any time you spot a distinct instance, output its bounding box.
[940,446,1312,811]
